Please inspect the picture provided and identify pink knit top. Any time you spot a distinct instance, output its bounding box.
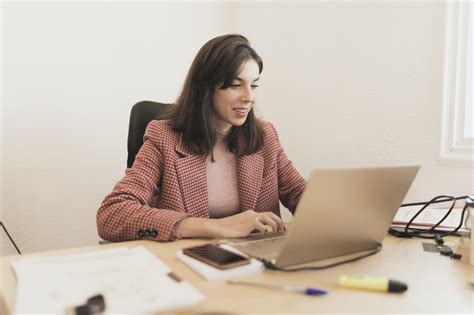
[173,131,240,237]
[206,131,240,218]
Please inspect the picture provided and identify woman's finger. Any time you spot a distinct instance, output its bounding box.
[264,212,286,231]
[252,217,268,233]
[257,214,279,232]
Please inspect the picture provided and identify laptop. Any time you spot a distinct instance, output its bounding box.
[231,166,420,268]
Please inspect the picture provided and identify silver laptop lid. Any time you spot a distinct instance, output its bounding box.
[275,166,420,268]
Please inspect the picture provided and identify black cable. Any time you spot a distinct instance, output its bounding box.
[258,194,470,272]
[445,204,469,236]
[258,194,469,272]
[259,243,382,272]
[400,196,467,207]
[0,221,22,255]
[404,195,456,234]
[389,195,469,239]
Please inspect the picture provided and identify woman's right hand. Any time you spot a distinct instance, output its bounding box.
[210,210,285,238]
[179,210,285,239]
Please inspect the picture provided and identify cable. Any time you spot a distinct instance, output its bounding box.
[405,195,455,233]
[259,195,470,272]
[259,243,382,272]
[388,195,469,239]
[260,194,470,272]
[0,221,22,255]
[400,195,467,207]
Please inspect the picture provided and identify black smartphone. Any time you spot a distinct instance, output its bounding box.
[182,244,250,270]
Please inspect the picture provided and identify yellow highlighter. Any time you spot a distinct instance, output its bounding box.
[339,275,408,293]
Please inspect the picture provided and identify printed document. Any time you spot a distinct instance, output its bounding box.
[11,246,204,314]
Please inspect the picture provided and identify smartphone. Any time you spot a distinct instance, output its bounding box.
[182,244,250,270]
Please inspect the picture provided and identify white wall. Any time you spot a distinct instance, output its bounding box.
[2,1,472,255]
[236,1,473,200]
[1,1,236,254]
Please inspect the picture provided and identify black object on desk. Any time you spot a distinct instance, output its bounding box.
[0,221,21,255]
[74,294,106,315]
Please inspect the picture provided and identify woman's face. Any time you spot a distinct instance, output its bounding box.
[212,59,260,133]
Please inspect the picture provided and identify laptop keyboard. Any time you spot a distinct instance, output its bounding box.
[232,237,286,261]
[239,231,286,241]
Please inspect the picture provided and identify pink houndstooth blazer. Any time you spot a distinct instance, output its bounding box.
[97,120,306,242]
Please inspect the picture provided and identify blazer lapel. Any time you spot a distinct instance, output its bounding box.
[175,137,209,218]
[237,153,264,211]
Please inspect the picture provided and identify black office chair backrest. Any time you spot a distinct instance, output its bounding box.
[127,101,173,168]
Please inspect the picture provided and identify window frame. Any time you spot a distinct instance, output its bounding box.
[440,0,473,166]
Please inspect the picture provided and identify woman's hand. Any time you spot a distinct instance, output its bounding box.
[211,210,285,238]
[179,210,285,239]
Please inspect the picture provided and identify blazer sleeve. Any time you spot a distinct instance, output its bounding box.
[96,122,189,242]
[269,123,307,213]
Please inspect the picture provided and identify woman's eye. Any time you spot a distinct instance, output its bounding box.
[229,83,258,89]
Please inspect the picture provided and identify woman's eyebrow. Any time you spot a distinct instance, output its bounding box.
[235,77,261,82]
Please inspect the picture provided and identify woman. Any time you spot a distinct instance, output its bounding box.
[97,34,306,242]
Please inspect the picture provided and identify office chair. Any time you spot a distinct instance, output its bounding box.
[99,101,173,246]
[127,101,173,168]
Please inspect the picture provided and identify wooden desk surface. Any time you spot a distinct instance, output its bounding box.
[1,236,473,314]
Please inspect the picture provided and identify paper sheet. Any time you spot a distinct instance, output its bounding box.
[11,246,204,314]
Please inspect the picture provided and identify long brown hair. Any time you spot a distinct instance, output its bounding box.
[166,34,264,157]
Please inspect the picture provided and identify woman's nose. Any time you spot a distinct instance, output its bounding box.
[240,86,253,103]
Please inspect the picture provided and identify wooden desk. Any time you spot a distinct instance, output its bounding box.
[1,236,473,314]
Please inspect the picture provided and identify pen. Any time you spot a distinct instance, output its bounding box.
[227,279,327,296]
[339,275,408,293]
